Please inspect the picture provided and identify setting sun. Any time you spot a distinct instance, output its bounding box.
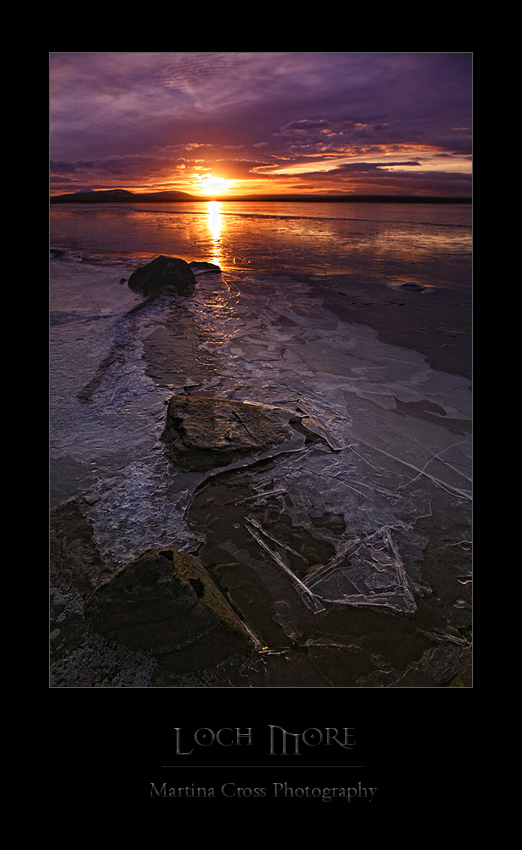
[197,174,231,195]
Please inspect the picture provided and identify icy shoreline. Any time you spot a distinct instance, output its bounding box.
[50,253,471,687]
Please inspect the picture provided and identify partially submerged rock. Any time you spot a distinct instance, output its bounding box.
[84,547,253,673]
[128,255,196,296]
[161,395,295,472]
[401,281,425,292]
[189,261,221,275]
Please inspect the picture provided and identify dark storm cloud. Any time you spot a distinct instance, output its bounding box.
[49,52,472,196]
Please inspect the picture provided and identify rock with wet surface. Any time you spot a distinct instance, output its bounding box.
[161,395,299,472]
[84,547,254,673]
[128,255,196,296]
[189,261,221,275]
[401,281,425,291]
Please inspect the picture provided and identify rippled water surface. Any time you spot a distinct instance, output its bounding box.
[51,200,472,284]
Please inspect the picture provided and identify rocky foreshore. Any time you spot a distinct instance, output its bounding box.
[49,486,472,687]
[50,499,261,687]
[50,256,472,688]
[49,385,334,686]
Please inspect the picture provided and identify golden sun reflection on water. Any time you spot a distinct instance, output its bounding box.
[207,201,222,266]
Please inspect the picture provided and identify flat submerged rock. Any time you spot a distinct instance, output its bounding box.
[161,395,303,472]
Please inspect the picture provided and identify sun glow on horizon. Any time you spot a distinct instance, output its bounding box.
[196,174,233,196]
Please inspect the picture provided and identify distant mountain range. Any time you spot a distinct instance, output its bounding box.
[50,188,471,204]
[50,188,198,203]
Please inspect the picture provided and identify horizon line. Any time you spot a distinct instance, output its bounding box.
[50,187,472,203]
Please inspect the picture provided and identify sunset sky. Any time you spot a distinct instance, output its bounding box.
[49,52,472,199]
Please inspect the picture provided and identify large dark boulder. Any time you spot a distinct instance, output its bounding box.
[84,547,253,673]
[161,395,294,472]
[128,255,196,296]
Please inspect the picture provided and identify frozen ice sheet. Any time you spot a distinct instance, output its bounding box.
[183,271,471,611]
[51,260,471,611]
[231,444,429,612]
[50,257,203,567]
[307,528,416,612]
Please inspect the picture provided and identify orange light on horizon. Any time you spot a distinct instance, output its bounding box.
[196,174,233,196]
